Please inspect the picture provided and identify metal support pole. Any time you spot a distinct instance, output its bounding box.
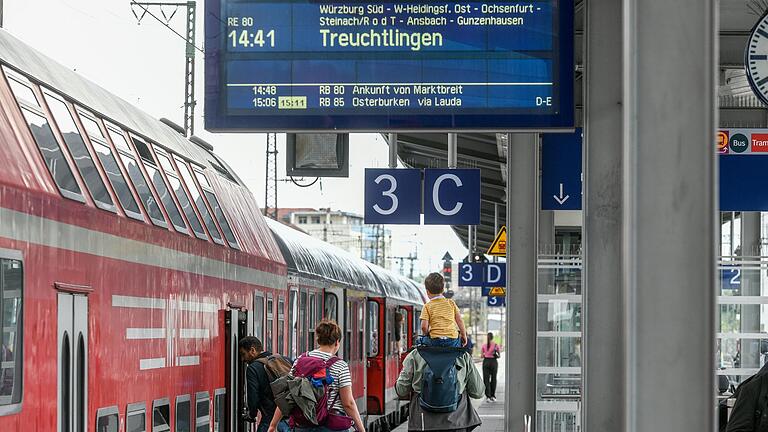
[448,133,458,169]
[505,133,538,431]
[493,203,499,263]
[183,1,196,137]
[583,0,624,430]
[623,0,716,430]
[741,212,761,368]
[388,133,398,169]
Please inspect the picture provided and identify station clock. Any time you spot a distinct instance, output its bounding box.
[746,11,768,105]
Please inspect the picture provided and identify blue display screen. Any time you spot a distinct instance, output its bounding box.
[204,0,574,131]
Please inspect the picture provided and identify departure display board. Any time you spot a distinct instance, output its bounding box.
[204,0,574,131]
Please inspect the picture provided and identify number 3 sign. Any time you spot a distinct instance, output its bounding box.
[364,169,422,224]
[364,168,481,225]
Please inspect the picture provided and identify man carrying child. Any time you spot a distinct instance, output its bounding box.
[419,272,468,347]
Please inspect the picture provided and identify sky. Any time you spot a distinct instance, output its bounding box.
[4,0,468,275]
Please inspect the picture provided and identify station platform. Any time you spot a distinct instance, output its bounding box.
[392,355,505,432]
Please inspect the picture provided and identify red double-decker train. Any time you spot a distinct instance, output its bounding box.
[0,29,423,432]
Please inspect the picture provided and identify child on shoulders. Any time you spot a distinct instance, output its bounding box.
[419,272,467,348]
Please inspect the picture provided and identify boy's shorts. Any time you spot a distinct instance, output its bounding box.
[417,335,462,348]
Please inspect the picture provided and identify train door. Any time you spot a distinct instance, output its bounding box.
[224,308,249,432]
[366,299,384,415]
[57,292,88,432]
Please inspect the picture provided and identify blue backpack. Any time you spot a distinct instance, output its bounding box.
[416,347,465,413]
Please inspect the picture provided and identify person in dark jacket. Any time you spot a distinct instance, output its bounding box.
[727,362,768,432]
[238,336,290,432]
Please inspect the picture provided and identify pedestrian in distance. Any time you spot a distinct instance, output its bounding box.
[268,319,366,432]
[239,336,292,432]
[419,272,468,347]
[481,332,502,402]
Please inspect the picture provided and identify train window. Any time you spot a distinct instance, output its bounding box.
[175,395,191,432]
[96,406,119,432]
[266,296,274,352]
[213,389,225,432]
[387,308,394,355]
[195,392,209,432]
[254,294,265,340]
[0,257,23,410]
[299,291,308,353]
[44,93,116,212]
[175,158,225,245]
[152,398,170,432]
[132,137,155,164]
[105,126,131,153]
[358,304,364,361]
[343,300,351,362]
[106,129,166,228]
[397,309,408,351]
[6,76,38,105]
[308,294,316,350]
[367,302,379,357]
[126,402,147,432]
[132,138,188,234]
[158,153,207,240]
[80,115,108,144]
[277,298,285,354]
[193,169,240,249]
[91,142,143,220]
[20,107,84,201]
[288,290,297,357]
[324,293,338,322]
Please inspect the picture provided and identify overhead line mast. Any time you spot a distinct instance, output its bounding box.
[130,1,200,137]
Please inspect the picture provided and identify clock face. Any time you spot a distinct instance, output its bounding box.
[747,12,768,105]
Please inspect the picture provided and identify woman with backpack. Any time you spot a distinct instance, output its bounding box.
[481,332,502,402]
[268,319,366,432]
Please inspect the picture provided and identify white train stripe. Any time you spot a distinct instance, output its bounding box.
[179,329,209,339]
[126,328,166,339]
[139,357,166,370]
[177,355,200,366]
[113,295,166,310]
[0,206,287,290]
[178,301,219,314]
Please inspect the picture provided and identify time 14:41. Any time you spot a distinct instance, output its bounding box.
[229,29,275,48]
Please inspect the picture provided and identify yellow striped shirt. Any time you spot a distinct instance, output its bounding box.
[420,297,460,338]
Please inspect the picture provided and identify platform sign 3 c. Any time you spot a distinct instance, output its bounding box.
[488,296,506,307]
[423,169,481,225]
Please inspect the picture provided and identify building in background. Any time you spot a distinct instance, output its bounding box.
[276,208,393,269]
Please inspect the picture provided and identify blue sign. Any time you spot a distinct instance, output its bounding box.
[458,263,484,286]
[204,0,574,131]
[487,296,506,307]
[541,129,582,210]
[721,266,741,291]
[483,263,506,287]
[481,287,492,297]
[720,155,768,211]
[423,169,481,225]
[364,169,421,224]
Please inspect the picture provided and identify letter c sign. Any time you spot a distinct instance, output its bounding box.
[423,169,481,225]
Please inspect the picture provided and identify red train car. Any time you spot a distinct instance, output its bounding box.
[0,29,288,431]
[0,28,425,432]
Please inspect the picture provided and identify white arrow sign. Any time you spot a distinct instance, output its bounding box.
[553,183,570,205]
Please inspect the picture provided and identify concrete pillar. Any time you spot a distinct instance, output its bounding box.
[742,212,761,368]
[583,0,624,430]
[623,0,717,430]
[505,133,538,430]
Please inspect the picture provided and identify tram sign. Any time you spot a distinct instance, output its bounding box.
[204,0,575,131]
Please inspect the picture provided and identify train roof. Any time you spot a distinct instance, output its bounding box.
[0,29,286,270]
[363,261,424,305]
[266,218,381,293]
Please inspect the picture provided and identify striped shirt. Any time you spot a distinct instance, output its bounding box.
[291,350,351,413]
[420,296,460,338]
